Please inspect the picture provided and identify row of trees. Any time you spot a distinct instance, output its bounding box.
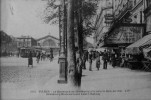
[41,0,99,87]
[0,31,12,44]
[0,31,18,56]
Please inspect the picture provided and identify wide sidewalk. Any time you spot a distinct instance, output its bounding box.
[33,59,151,100]
[1,56,151,100]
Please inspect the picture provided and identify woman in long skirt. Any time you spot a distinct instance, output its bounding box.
[28,51,33,67]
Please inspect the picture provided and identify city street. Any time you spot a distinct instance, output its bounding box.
[0,56,59,100]
[1,56,151,100]
[1,0,151,100]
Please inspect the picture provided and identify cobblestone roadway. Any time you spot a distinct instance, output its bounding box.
[0,56,59,89]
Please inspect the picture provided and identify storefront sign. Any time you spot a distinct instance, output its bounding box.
[106,25,144,44]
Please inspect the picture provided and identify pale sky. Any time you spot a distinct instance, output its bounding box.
[1,0,93,43]
[1,0,59,39]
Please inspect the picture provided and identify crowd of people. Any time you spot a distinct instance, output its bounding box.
[79,49,123,71]
[79,48,149,71]
[28,50,54,67]
[27,48,146,70]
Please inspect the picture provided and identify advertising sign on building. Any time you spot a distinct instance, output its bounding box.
[106,25,145,44]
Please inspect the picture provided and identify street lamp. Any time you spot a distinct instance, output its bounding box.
[57,0,67,84]
[59,5,61,56]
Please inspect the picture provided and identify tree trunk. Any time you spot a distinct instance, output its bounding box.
[78,0,83,55]
[67,0,77,86]
[75,0,83,84]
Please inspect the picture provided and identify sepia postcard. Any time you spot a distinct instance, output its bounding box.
[1,0,151,100]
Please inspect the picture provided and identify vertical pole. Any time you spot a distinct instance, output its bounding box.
[65,4,68,67]
[59,6,61,56]
[58,0,67,83]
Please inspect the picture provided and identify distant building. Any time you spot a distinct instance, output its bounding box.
[0,31,18,56]
[17,36,37,48]
[36,35,60,54]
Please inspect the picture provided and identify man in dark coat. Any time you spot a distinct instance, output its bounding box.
[50,48,54,62]
[102,50,108,69]
[88,51,93,71]
[96,51,101,70]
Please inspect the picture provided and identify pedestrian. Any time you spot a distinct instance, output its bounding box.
[102,50,108,69]
[85,50,89,61]
[43,53,46,61]
[75,50,82,86]
[36,51,41,63]
[111,50,116,68]
[108,51,112,64]
[41,53,43,61]
[82,51,87,69]
[92,51,95,60]
[17,52,20,57]
[50,48,54,62]
[96,51,101,70]
[120,54,125,67]
[28,51,33,67]
[76,50,82,76]
[88,50,93,71]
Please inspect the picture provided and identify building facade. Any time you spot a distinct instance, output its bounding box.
[94,0,113,48]
[36,35,60,54]
[17,36,37,48]
[94,0,146,49]
[144,0,151,34]
[130,0,145,24]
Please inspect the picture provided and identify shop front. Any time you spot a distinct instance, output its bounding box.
[125,34,151,70]
[102,23,146,48]
[99,23,146,67]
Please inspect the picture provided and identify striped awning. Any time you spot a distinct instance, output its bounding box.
[127,34,151,48]
[143,46,151,60]
[141,39,151,48]
[126,34,151,54]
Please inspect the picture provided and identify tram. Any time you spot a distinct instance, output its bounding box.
[20,47,41,58]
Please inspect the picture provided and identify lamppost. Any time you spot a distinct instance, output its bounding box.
[59,5,61,56]
[57,0,67,83]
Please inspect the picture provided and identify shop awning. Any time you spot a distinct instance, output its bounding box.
[126,34,151,54]
[127,34,151,48]
[141,39,151,48]
[143,46,151,60]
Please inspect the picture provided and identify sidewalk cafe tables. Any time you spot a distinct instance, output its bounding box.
[142,46,151,71]
[127,59,143,69]
[125,34,151,70]
[126,34,151,55]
